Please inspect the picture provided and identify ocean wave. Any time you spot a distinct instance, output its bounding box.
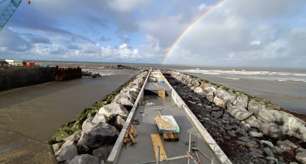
[182,69,306,77]
[180,69,306,83]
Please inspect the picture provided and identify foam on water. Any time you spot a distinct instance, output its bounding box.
[181,69,306,83]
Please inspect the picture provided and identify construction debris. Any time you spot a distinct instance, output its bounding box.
[154,113,180,133]
[123,125,137,145]
[162,132,179,142]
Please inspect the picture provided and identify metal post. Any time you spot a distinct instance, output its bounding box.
[156,146,160,164]
[187,132,192,164]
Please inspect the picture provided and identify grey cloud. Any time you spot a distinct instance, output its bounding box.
[164,0,306,68]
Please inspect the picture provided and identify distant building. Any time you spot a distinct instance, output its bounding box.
[0,60,9,67]
[22,61,36,68]
[0,59,17,67]
[5,59,15,65]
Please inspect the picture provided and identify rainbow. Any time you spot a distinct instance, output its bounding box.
[162,0,225,63]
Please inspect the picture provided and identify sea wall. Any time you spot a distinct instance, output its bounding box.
[0,66,83,91]
[169,71,306,141]
[0,66,57,91]
[49,70,148,164]
[169,71,306,163]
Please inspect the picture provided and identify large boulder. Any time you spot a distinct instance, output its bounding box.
[243,116,263,129]
[92,146,113,160]
[276,140,298,153]
[296,148,306,164]
[82,117,98,133]
[77,122,118,150]
[96,103,128,120]
[92,113,106,124]
[114,115,126,130]
[193,86,204,95]
[200,83,217,102]
[227,105,253,121]
[260,123,282,138]
[276,113,306,141]
[113,94,134,108]
[213,96,226,108]
[248,99,266,115]
[69,154,100,164]
[232,93,248,108]
[55,140,78,162]
[215,87,236,105]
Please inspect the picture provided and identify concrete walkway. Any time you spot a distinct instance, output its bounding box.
[116,73,221,164]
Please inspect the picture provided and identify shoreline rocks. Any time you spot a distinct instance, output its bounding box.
[51,71,148,164]
[165,71,306,163]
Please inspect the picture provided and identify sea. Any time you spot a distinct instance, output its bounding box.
[179,67,306,114]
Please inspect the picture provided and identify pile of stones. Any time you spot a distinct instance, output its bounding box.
[52,71,147,164]
[165,71,306,164]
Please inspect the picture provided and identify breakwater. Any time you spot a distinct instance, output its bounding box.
[166,71,306,164]
[0,67,56,91]
[0,66,82,91]
[50,70,148,164]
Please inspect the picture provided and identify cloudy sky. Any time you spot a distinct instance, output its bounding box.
[0,0,306,68]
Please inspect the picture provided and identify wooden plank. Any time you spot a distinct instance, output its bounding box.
[163,132,179,142]
[150,133,167,161]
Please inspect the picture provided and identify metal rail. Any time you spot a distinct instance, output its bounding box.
[160,71,232,164]
[107,69,152,164]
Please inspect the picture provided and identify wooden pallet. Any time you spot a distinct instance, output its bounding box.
[162,132,179,142]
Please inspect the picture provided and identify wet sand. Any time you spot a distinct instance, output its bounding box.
[0,73,136,164]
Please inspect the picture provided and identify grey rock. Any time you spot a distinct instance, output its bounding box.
[248,99,265,115]
[276,140,298,153]
[213,96,226,108]
[260,140,274,148]
[82,117,97,133]
[249,130,264,138]
[263,147,274,157]
[261,123,281,138]
[232,93,248,108]
[194,87,204,95]
[265,156,278,164]
[52,143,62,153]
[215,88,236,104]
[296,148,306,164]
[78,122,119,150]
[69,154,100,164]
[227,105,253,121]
[92,146,113,160]
[114,93,134,107]
[55,140,78,162]
[249,148,264,158]
[244,116,262,129]
[96,103,128,120]
[114,115,126,129]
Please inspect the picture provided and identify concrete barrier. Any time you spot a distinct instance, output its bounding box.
[107,69,151,164]
[160,71,232,164]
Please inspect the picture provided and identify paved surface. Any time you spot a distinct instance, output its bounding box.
[117,78,221,164]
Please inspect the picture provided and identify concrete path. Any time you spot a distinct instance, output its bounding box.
[116,72,221,164]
